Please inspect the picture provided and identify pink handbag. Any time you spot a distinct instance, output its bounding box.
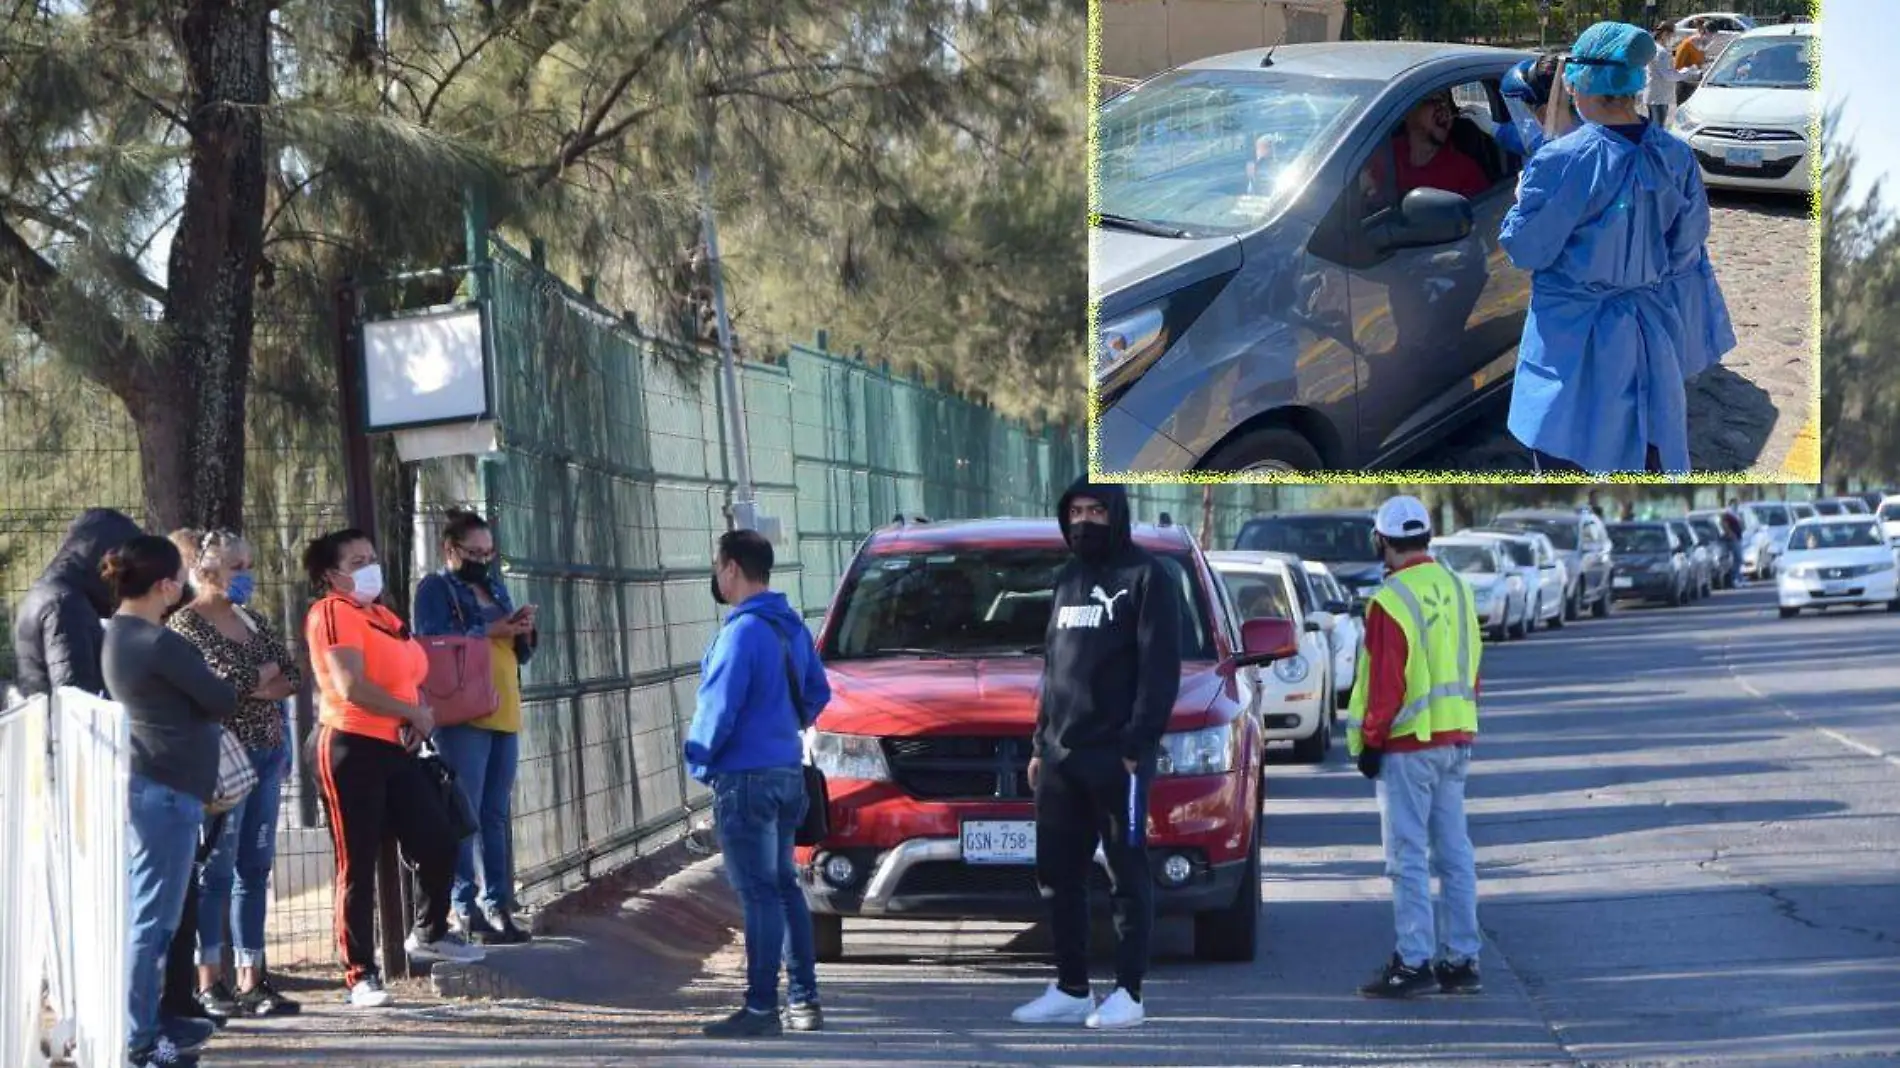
[420,634,498,727]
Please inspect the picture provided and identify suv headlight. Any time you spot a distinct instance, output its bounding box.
[1156,724,1235,778]
[1096,306,1167,387]
[1673,105,1703,135]
[1272,654,1309,684]
[809,731,891,782]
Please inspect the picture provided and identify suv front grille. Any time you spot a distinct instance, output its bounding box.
[882,736,1033,800]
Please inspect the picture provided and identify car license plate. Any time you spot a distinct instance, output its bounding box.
[1726,146,1765,167]
[1613,576,1634,589]
[1822,581,1851,596]
[961,821,1036,865]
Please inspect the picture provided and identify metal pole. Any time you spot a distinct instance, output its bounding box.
[688,33,756,531]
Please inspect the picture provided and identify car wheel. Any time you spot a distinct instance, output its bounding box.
[812,913,845,962]
[1779,606,1800,619]
[1510,603,1530,640]
[1889,598,1900,613]
[1199,427,1325,474]
[1193,834,1261,963]
[1592,587,1611,618]
[1548,595,1566,629]
[1292,715,1328,764]
[1487,620,1506,641]
[1565,586,1582,621]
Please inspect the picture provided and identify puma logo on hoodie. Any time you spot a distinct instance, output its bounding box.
[1055,585,1130,629]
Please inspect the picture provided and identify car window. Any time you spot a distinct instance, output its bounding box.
[1498,540,1535,567]
[1354,78,1507,221]
[1789,522,1885,552]
[1746,503,1791,527]
[1611,527,1670,554]
[1881,502,1900,523]
[1812,500,1843,516]
[1218,568,1296,622]
[1434,544,1497,574]
[826,546,1218,661]
[1706,32,1811,89]
[1096,68,1380,236]
[1207,559,1243,646]
[1497,516,1580,551]
[1236,515,1378,562]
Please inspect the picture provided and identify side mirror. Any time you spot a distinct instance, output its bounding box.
[1369,187,1475,252]
[1349,601,1367,619]
[1235,617,1300,668]
[1304,613,1329,634]
[1324,600,1350,615]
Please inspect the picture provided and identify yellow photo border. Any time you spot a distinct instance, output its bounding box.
[1084,0,1826,488]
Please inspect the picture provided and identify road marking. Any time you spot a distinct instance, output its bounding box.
[1723,627,1900,770]
[1776,410,1821,481]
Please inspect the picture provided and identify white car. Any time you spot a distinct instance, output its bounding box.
[1879,495,1900,546]
[1669,21,1817,196]
[1301,560,1361,711]
[1741,501,1795,578]
[1776,517,1900,618]
[1429,537,1528,642]
[1462,529,1565,632]
[1208,552,1335,763]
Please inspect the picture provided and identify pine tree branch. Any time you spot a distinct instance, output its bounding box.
[0,209,145,394]
[535,2,705,187]
[421,18,516,123]
[0,195,169,304]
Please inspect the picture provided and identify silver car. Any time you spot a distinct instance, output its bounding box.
[1431,537,1528,642]
[1740,501,1794,578]
[1093,43,1535,473]
[1466,528,1566,630]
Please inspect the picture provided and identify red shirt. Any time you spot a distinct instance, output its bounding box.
[1360,558,1479,753]
[1387,137,1491,201]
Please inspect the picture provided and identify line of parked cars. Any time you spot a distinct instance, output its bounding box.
[787,491,1891,965]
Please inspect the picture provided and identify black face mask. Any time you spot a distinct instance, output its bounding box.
[710,570,728,606]
[1069,521,1114,565]
[456,559,491,584]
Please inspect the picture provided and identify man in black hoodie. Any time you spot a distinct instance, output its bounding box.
[1011,479,1181,1031]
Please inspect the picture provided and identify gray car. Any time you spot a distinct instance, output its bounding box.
[1093,42,1535,473]
[1488,509,1616,620]
[1234,510,1386,604]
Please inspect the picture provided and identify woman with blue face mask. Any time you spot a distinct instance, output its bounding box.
[1499,21,1737,475]
[166,529,304,1019]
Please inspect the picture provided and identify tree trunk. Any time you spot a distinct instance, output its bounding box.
[147,0,273,534]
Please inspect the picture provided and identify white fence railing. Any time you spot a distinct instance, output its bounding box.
[1,688,131,1068]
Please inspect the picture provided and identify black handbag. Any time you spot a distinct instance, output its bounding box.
[767,623,830,847]
[418,744,479,841]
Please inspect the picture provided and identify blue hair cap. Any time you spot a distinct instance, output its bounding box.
[1563,22,1658,97]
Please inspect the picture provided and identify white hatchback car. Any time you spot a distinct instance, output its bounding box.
[1670,21,1817,196]
[1462,529,1565,632]
[1208,552,1335,763]
[1776,516,1900,618]
[1301,560,1362,712]
[1430,537,1527,642]
[1879,495,1900,546]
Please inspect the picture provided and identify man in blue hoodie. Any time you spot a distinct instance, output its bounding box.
[684,528,831,1039]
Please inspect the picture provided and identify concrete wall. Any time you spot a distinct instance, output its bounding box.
[1098,0,1348,82]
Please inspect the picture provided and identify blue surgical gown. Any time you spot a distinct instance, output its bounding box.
[1498,122,1736,474]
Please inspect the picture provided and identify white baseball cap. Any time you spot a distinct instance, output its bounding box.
[1374,495,1433,539]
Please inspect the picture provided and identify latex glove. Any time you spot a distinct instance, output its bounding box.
[1357,746,1384,781]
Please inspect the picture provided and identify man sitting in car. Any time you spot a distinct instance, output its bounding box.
[1361,90,1492,204]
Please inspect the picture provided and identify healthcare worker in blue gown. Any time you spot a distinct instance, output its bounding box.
[1499,22,1737,475]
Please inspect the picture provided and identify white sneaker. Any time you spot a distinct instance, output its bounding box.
[1085,987,1146,1030]
[347,976,394,1008]
[1011,981,1095,1024]
[404,931,487,964]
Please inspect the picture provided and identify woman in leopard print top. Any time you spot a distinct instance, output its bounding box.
[166,529,303,1018]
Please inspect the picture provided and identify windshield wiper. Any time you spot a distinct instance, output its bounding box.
[1095,212,1191,239]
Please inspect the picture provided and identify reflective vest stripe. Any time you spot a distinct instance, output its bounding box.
[1345,562,1481,754]
[1385,575,1476,733]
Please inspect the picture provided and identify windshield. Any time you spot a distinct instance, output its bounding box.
[1839,499,1871,514]
[825,546,1216,660]
[1215,568,1295,622]
[1611,527,1671,554]
[1096,68,1378,236]
[1495,517,1578,551]
[1493,540,1535,567]
[1745,503,1791,527]
[1812,500,1844,516]
[1881,503,1900,523]
[1706,34,1813,89]
[1434,545,1496,574]
[1236,515,1379,563]
[1789,522,1885,552]
[1670,523,1698,546]
[1689,518,1724,541]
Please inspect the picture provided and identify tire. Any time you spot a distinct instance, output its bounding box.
[1487,621,1506,642]
[1564,585,1582,622]
[1592,586,1611,618]
[1889,598,1900,613]
[1779,606,1799,619]
[1510,602,1530,640]
[1548,596,1566,630]
[1199,426,1325,474]
[1291,712,1329,764]
[1675,582,1691,608]
[1193,834,1262,963]
[813,913,845,963]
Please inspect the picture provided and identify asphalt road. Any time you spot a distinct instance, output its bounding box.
[207,583,1899,1068]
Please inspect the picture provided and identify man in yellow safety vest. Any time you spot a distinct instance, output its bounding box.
[1346,495,1484,999]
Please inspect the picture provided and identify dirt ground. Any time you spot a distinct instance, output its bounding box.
[1421,190,1818,476]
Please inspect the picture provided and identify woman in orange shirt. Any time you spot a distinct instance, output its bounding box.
[301,528,485,1008]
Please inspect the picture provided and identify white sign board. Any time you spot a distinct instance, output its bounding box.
[362,304,493,432]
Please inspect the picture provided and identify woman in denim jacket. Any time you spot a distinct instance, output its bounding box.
[412,508,537,943]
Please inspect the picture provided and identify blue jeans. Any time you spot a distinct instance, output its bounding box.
[714,767,818,1012]
[127,774,206,1051]
[197,739,290,969]
[434,725,520,915]
[1375,744,1482,969]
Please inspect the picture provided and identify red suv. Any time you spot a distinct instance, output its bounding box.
[797,516,1298,963]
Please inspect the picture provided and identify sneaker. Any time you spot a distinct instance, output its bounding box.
[701,1006,783,1038]
[163,994,225,1030]
[456,908,499,944]
[482,906,531,945]
[236,976,303,1016]
[1010,982,1096,1025]
[158,1016,215,1055]
[1434,958,1483,995]
[404,931,487,964]
[1085,987,1145,1030]
[782,1000,825,1032]
[1358,954,1437,999]
[347,975,394,1008]
[195,981,238,1020]
[129,1036,199,1067]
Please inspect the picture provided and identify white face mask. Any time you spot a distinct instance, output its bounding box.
[348,563,385,605]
